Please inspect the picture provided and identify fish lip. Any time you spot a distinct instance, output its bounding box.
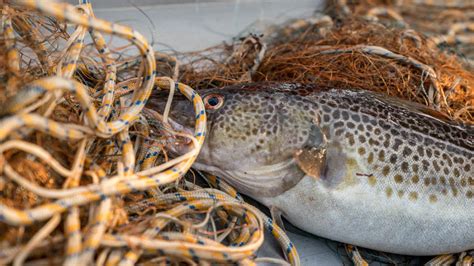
[162,117,195,156]
[167,116,194,136]
[143,107,196,155]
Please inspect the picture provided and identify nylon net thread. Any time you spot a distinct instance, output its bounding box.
[179,1,473,124]
[0,1,297,265]
[0,0,472,265]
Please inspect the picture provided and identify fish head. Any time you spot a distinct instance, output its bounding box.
[147,83,327,198]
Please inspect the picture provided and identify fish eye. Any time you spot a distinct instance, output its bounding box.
[203,94,224,110]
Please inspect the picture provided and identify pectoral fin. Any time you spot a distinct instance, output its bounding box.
[270,205,286,231]
[294,147,326,179]
[294,124,327,179]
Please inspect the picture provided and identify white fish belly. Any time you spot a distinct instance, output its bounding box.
[258,176,474,256]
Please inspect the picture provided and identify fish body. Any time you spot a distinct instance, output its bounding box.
[148,82,473,255]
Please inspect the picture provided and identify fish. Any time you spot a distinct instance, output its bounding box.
[146,82,474,256]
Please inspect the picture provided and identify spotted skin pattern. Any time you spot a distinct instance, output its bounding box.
[312,88,473,204]
[158,82,474,255]
[186,83,473,202]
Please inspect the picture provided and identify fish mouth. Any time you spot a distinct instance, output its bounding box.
[143,107,195,156]
[164,117,196,155]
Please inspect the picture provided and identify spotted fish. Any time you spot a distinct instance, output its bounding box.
[147,82,474,256]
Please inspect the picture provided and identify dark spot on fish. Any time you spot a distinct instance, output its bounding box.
[443,168,449,175]
[448,177,455,186]
[348,135,355,146]
[382,165,390,176]
[390,129,400,136]
[362,115,370,123]
[453,168,460,177]
[394,174,403,183]
[351,114,361,122]
[378,150,385,161]
[401,162,409,173]
[436,142,446,150]
[442,153,453,167]
[452,187,458,197]
[368,138,380,146]
[383,138,390,148]
[326,101,337,108]
[392,139,403,151]
[467,191,473,199]
[424,138,434,146]
[424,178,430,186]
[440,176,447,185]
[380,122,391,130]
[402,147,412,156]
[398,190,404,198]
[322,105,331,113]
[340,111,349,120]
[421,160,430,171]
[322,114,331,123]
[409,192,418,201]
[386,154,396,164]
[426,148,433,158]
[334,121,344,128]
[368,152,374,164]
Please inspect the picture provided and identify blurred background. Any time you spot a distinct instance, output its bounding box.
[68,0,325,52]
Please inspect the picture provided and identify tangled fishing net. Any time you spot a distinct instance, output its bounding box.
[0,0,472,265]
[180,0,474,124]
[0,1,296,265]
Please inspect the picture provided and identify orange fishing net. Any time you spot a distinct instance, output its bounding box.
[180,6,473,124]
